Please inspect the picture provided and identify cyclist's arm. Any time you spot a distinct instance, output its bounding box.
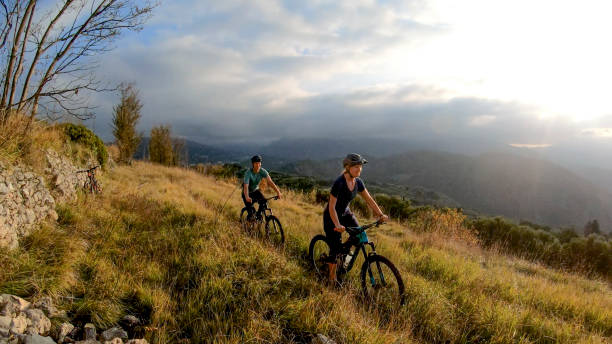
[243,183,251,203]
[266,175,282,199]
[359,188,387,221]
[328,194,345,232]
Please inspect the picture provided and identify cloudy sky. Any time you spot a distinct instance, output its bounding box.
[86,0,612,165]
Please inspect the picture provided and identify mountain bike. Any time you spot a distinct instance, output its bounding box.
[308,219,405,306]
[77,165,101,194]
[239,196,284,246]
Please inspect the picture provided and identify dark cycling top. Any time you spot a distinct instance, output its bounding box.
[324,174,365,217]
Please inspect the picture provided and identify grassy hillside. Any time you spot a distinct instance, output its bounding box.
[1,162,611,343]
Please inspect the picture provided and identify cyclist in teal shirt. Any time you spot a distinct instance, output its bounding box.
[243,155,282,218]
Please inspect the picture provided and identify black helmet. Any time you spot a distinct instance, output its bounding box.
[251,155,262,163]
[343,153,367,167]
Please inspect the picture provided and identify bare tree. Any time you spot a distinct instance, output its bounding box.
[111,82,142,164]
[0,0,157,125]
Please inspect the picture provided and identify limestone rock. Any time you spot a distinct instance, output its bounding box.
[83,324,96,341]
[54,323,73,344]
[32,299,62,319]
[20,334,56,344]
[9,315,27,335]
[100,328,127,342]
[0,295,31,317]
[24,309,50,336]
[0,316,11,329]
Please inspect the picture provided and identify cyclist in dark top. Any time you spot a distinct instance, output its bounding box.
[324,153,388,283]
[243,155,282,218]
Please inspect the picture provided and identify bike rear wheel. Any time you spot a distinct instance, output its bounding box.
[83,180,92,193]
[240,207,260,235]
[360,254,406,306]
[93,180,102,193]
[265,216,284,246]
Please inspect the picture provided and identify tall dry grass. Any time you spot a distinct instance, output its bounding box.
[0,161,610,343]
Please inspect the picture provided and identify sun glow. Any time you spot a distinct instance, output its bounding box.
[382,0,612,122]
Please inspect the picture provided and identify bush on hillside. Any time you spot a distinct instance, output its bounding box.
[471,217,612,279]
[62,123,108,166]
[192,163,243,180]
[148,125,173,165]
[374,194,412,221]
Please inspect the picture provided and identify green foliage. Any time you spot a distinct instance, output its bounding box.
[148,125,173,165]
[374,194,412,220]
[471,217,612,279]
[583,219,601,236]
[112,83,143,164]
[63,123,108,166]
[315,189,329,204]
[268,171,320,193]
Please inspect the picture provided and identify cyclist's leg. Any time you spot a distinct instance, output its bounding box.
[241,191,255,219]
[323,213,342,282]
[250,189,266,217]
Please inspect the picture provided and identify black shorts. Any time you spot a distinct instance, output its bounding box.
[323,209,360,259]
[242,189,265,211]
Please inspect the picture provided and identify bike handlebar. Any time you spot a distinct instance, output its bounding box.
[76,165,100,173]
[345,218,385,236]
[264,195,279,201]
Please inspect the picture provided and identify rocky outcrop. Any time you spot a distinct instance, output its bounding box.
[0,150,94,250]
[1,295,148,344]
[0,294,52,343]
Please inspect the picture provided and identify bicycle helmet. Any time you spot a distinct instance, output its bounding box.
[343,153,368,167]
[251,155,262,163]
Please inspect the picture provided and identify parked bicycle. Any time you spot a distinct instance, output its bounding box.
[308,219,405,306]
[239,196,284,246]
[76,165,101,194]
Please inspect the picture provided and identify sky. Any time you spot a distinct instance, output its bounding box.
[84,0,612,166]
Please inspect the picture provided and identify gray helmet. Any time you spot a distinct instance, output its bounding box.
[251,155,262,163]
[343,153,368,167]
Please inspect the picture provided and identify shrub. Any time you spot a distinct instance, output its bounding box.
[62,123,108,166]
[374,194,411,221]
[148,125,173,165]
[470,217,612,279]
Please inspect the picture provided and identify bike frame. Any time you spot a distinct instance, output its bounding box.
[340,220,387,287]
[252,196,278,221]
[77,165,100,192]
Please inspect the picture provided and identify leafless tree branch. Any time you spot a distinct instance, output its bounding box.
[0,0,157,125]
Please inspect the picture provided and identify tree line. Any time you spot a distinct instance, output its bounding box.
[110,83,187,167]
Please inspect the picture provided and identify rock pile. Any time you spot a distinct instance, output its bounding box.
[0,295,148,344]
[0,162,57,250]
[0,150,93,250]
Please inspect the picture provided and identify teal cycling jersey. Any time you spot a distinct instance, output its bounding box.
[243,167,269,193]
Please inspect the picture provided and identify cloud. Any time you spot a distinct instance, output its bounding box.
[83,0,612,174]
[581,128,612,138]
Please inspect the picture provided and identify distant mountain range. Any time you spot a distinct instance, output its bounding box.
[280,151,612,232]
[136,137,612,232]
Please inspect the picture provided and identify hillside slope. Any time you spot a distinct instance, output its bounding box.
[1,162,610,343]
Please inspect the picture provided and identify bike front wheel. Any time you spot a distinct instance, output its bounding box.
[265,216,284,246]
[360,254,406,306]
[308,235,331,277]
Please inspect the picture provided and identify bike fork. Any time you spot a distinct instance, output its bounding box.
[364,245,387,287]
